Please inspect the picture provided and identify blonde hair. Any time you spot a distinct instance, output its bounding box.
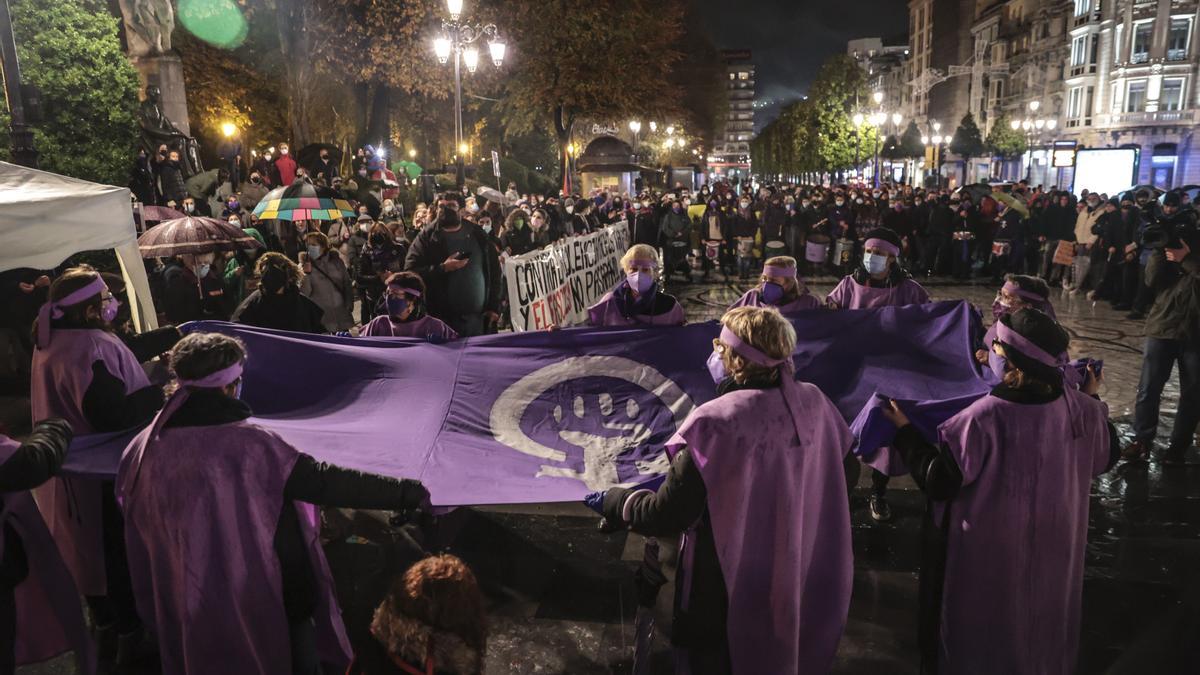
[761,255,799,293]
[719,306,796,382]
[620,244,660,273]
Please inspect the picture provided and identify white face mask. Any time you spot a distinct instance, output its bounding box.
[566,206,574,214]
[863,252,889,275]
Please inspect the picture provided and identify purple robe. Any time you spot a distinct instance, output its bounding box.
[0,437,95,673]
[360,314,458,340]
[934,389,1109,674]
[666,381,853,674]
[728,288,822,314]
[826,275,930,309]
[30,329,151,596]
[118,421,351,674]
[587,288,686,327]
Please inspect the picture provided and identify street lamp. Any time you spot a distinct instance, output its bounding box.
[852,113,865,178]
[629,120,641,149]
[649,121,657,133]
[432,0,505,188]
[221,122,237,138]
[873,91,884,105]
[409,148,417,159]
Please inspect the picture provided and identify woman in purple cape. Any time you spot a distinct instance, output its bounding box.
[882,308,1119,675]
[973,274,1056,365]
[827,228,930,524]
[29,266,164,663]
[117,333,431,674]
[586,245,686,327]
[596,307,853,674]
[726,255,822,315]
[0,414,94,675]
[360,271,458,341]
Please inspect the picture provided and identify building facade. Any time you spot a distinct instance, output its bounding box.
[711,50,755,183]
[911,0,1200,190]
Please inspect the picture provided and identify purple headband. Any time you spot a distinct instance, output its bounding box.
[386,282,423,297]
[994,322,1067,368]
[1001,280,1046,304]
[863,238,900,257]
[762,265,797,279]
[177,361,245,390]
[720,326,786,367]
[36,276,108,348]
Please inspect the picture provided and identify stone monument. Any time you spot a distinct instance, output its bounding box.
[118,0,191,136]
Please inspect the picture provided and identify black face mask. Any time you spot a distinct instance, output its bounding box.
[369,234,388,247]
[437,208,461,229]
[260,266,287,294]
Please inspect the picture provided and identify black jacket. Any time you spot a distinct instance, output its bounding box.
[404,222,502,320]
[163,390,428,622]
[1039,204,1077,241]
[231,289,326,334]
[0,419,73,589]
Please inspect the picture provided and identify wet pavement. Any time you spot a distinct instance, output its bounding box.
[21,275,1200,674]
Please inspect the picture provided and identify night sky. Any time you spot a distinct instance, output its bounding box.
[694,0,909,130]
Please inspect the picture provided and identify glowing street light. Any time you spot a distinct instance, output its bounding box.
[1029,100,1040,113]
[221,122,237,138]
[666,124,675,135]
[852,113,865,127]
[408,149,417,158]
[873,91,884,105]
[649,121,657,133]
[489,39,505,67]
[462,46,479,73]
[891,112,902,127]
[458,142,469,156]
[629,120,641,134]
[434,37,452,64]
[1010,119,1021,131]
[446,0,463,21]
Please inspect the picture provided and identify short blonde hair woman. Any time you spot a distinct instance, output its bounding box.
[597,305,854,673]
[586,244,685,326]
[727,255,821,315]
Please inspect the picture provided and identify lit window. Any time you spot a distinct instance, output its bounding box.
[1132,22,1153,63]
[1071,35,1087,66]
[1068,86,1084,118]
[738,72,749,80]
[1126,79,1148,112]
[1074,0,1089,17]
[1168,18,1191,61]
[1161,78,1185,111]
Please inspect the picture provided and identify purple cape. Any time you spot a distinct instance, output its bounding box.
[0,437,95,674]
[30,328,151,596]
[934,390,1109,674]
[666,382,853,674]
[361,314,459,340]
[587,288,686,327]
[826,275,930,309]
[728,288,822,314]
[117,421,351,674]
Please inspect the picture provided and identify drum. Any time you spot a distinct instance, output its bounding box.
[991,240,1012,257]
[833,238,855,266]
[736,237,755,259]
[704,240,721,260]
[805,234,831,263]
[689,249,704,270]
[765,240,786,259]
[952,230,976,241]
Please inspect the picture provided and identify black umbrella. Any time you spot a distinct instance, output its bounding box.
[1119,184,1165,202]
[954,183,993,203]
[297,143,344,178]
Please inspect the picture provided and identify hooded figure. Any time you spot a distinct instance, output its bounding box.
[882,309,1118,675]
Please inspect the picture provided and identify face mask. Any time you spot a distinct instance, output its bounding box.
[835,200,845,207]
[514,219,526,229]
[801,201,810,208]
[386,295,409,318]
[627,271,655,295]
[531,219,545,230]
[761,281,785,305]
[359,223,370,233]
[467,204,479,213]
[706,349,727,385]
[856,198,864,204]
[306,245,322,259]
[229,219,241,228]
[280,149,289,155]
[739,201,750,209]
[566,206,574,214]
[481,223,493,234]
[673,206,683,214]
[184,204,195,213]
[234,379,244,400]
[863,252,889,275]
[641,201,651,209]
[228,200,239,211]
[101,297,120,323]
[196,263,212,278]
[261,267,286,294]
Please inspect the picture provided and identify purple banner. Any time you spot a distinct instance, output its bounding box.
[62,301,988,507]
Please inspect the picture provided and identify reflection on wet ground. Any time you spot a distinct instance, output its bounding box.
[21,277,1199,674]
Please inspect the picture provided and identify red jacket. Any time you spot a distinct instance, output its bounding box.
[273,155,297,186]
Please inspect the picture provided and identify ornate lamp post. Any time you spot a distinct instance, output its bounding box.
[852,113,865,180]
[1014,100,1055,183]
[433,0,505,189]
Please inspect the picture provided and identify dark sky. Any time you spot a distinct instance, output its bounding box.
[694,0,909,130]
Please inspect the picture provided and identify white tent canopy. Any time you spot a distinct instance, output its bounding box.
[0,161,157,332]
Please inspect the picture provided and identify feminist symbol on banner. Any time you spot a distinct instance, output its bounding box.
[489,356,694,490]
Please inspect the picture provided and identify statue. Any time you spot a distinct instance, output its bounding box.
[119,0,174,57]
[138,85,202,176]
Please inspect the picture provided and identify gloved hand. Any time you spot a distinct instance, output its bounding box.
[333,331,352,338]
[583,490,606,514]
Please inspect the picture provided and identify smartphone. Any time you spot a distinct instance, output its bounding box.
[455,250,472,260]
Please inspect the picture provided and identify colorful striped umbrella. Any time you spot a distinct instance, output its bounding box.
[252,180,356,221]
[137,216,264,258]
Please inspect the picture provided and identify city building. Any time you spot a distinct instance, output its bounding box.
[913,0,1200,190]
[711,50,754,183]
[848,37,912,115]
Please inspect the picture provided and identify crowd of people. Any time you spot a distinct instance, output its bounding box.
[3,150,1200,675]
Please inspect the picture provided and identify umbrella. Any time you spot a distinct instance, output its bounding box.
[252,180,357,221]
[391,160,422,180]
[137,216,264,258]
[297,143,343,177]
[1162,184,1200,204]
[476,186,510,206]
[954,183,993,203]
[139,205,185,221]
[992,191,1030,218]
[1120,184,1164,201]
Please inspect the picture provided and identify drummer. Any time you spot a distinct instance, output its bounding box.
[826,227,929,524]
[729,256,821,315]
[587,245,686,327]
